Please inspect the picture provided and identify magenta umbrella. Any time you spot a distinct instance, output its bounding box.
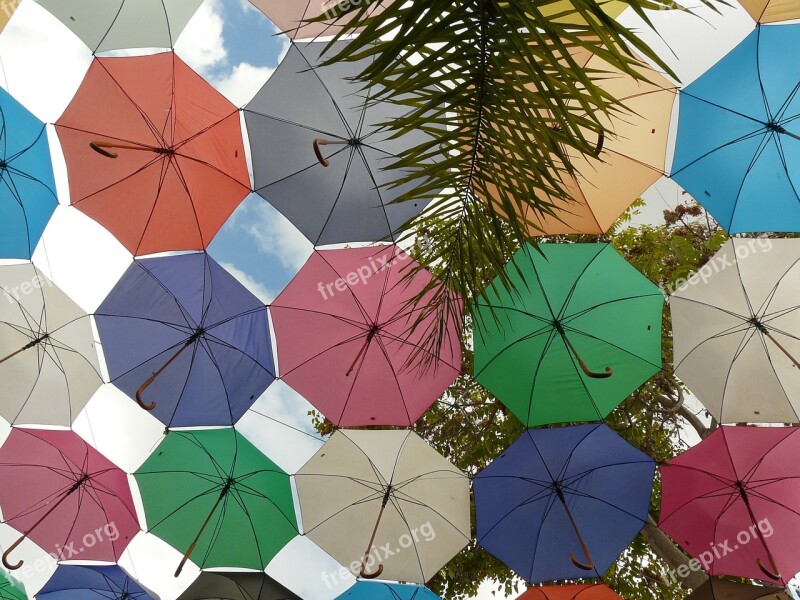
[0,428,140,571]
[271,245,462,427]
[659,426,800,584]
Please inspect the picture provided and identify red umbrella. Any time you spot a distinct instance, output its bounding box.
[517,585,622,600]
[55,52,250,256]
[659,426,800,584]
[271,245,462,427]
[0,428,140,570]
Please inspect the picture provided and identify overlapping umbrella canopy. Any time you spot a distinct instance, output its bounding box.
[739,0,800,23]
[244,41,442,245]
[671,239,800,423]
[474,424,655,583]
[0,570,25,600]
[0,428,140,570]
[271,245,461,427]
[671,23,800,233]
[517,585,622,600]
[35,564,157,600]
[56,52,250,256]
[177,571,300,600]
[0,263,102,426]
[686,579,789,600]
[473,243,663,426]
[249,0,389,40]
[335,582,441,599]
[0,87,57,260]
[35,0,204,52]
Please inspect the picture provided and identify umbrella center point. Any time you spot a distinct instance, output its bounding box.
[748,316,768,333]
[766,120,787,135]
[155,146,175,155]
[552,319,565,334]
[0,159,6,169]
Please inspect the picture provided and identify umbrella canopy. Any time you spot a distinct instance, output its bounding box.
[0,0,18,34]
[134,428,298,575]
[0,263,102,426]
[36,564,156,600]
[671,24,800,233]
[659,426,800,584]
[178,571,299,600]
[0,570,25,600]
[473,242,663,427]
[335,582,440,600]
[671,239,800,423]
[244,41,442,246]
[739,1,800,23]
[35,0,204,52]
[95,252,275,428]
[295,429,470,584]
[0,87,58,259]
[0,428,140,570]
[56,52,250,256]
[486,45,676,236]
[687,579,789,600]
[249,0,389,40]
[473,424,655,583]
[271,245,461,427]
[517,585,622,600]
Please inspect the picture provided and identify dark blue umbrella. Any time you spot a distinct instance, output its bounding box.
[335,582,441,599]
[671,24,800,233]
[35,564,156,600]
[95,252,275,428]
[473,424,655,584]
[0,87,58,259]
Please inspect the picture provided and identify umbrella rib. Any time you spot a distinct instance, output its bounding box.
[313,249,383,330]
[311,147,360,246]
[132,153,180,256]
[91,1,125,54]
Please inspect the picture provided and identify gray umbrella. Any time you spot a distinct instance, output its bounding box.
[177,572,300,600]
[244,41,441,246]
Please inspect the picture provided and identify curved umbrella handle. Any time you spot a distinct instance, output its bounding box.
[359,561,384,579]
[569,543,595,571]
[135,377,158,411]
[90,141,120,159]
[2,538,24,570]
[561,335,613,379]
[757,556,782,581]
[313,139,331,167]
[594,131,605,156]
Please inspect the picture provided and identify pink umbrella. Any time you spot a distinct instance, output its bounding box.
[0,428,140,570]
[659,426,800,584]
[271,245,462,427]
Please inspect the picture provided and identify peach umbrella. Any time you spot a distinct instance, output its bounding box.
[739,0,800,23]
[517,585,622,600]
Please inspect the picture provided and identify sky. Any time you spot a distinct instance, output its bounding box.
[0,0,790,599]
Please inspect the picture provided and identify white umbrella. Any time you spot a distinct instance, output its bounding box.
[34,0,203,52]
[671,238,800,423]
[295,429,470,584]
[0,263,102,426]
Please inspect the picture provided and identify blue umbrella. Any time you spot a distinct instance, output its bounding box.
[335,582,441,600]
[671,24,800,233]
[0,87,58,259]
[36,564,156,599]
[473,424,655,584]
[95,252,275,428]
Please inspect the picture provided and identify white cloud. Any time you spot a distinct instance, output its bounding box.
[174,0,227,75]
[219,260,276,303]
[213,61,275,106]
[240,201,313,271]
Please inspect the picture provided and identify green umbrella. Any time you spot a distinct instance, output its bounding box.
[0,570,25,600]
[134,429,298,575]
[473,243,663,426]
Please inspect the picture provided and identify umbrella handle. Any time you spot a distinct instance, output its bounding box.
[136,340,197,411]
[2,538,24,570]
[358,489,391,579]
[594,131,605,156]
[313,138,349,168]
[90,140,166,159]
[561,335,613,379]
[763,330,800,369]
[557,486,596,571]
[737,482,782,581]
[360,561,384,579]
[758,556,782,581]
[174,483,229,577]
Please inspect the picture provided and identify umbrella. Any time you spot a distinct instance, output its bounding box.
[671,24,800,233]
[0,263,102,426]
[134,428,298,575]
[486,45,676,236]
[271,245,461,427]
[517,585,622,600]
[739,1,800,24]
[671,238,800,423]
[295,429,470,583]
[687,579,789,600]
[178,571,299,600]
[0,427,140,570]
[0,87,58,259]
[36,564,157,600]
[244,41,442,246]
[659,425,800,584]
[0,0,17,34]
[35,0,204,52]
[0,570,25,600]
[95,252,275,429]
[335,582,440,600]
[55,52,250,256]
[249,0,389,40]
[473,424,655,583]
[473,242,663,427]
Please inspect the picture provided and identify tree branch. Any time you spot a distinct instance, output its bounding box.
[657,387,712,439]
[641,516,709,591]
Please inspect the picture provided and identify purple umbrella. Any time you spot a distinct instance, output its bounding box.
[95,252,275,429]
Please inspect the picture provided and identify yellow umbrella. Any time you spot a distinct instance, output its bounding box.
[739,0,800,23]
[0,0,19,33]
[482,44,677,237]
